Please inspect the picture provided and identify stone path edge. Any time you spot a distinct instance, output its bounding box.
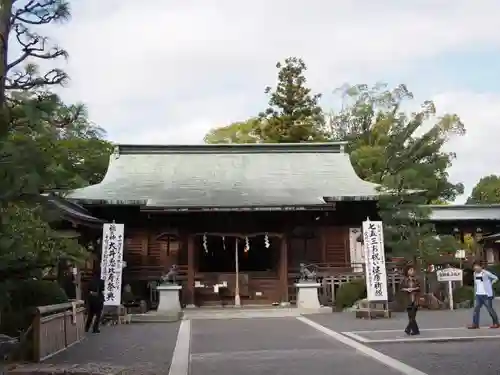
[343,334,500,344]
[168,319,191,375]
[296,316,429,375]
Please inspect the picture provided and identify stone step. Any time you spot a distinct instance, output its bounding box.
[131,311,183,323]
[130,306,331,322]
[183,306,331,320]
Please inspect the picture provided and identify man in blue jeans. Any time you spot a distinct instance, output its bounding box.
[468,261,499,329]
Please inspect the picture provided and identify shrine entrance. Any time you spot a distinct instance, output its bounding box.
[197,234,280,273]
[192,233,285,306]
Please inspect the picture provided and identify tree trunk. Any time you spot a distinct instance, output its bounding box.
[0,0,12,112]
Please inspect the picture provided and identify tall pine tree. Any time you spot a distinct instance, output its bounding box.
[256,57,325,142]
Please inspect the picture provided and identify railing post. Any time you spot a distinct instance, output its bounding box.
[32,310,41,362]
[64,308,68,349]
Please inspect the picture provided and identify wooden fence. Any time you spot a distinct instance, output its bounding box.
[319,273,404,306]
[32,301,86,362]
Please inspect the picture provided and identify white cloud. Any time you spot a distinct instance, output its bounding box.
[433,91,500,202]
[41,0,500,199]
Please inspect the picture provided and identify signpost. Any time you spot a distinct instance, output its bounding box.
[436,267,463,310]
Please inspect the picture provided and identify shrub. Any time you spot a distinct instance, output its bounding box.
[335,279,366,309]
[453,285,474,305]
[487,265,500,296]
[8,280,68,311]
[0,280,68,337]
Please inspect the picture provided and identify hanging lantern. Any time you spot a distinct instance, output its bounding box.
[264,233,270,248]
[203,233,208,253]
[244,236,250,253]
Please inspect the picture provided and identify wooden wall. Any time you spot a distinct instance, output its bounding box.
[321,226,349,265]
[122,229,181,282]
[119,225,352,280]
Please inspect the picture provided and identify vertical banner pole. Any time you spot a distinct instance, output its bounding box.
[448,280,454,310]
[362,219,389,318]
[102,223,125,306]
[235,238,241,307]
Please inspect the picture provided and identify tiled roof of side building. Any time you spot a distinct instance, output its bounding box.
[427,204,500,221]
[65,142,381,209]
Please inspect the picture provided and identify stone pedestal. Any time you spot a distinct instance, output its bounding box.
[157,284,182,318]
[295,282,321,309]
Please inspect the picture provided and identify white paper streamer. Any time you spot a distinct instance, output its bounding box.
[203,233,208,253]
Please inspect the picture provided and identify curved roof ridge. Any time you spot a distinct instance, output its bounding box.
[67,143,380,208]
[115,142,348,155]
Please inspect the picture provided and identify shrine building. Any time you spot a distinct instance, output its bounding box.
[57,142,383,307]
[50,142,500,308]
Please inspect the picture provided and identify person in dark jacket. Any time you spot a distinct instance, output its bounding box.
[400,265,421,336]
[85,276,105,333]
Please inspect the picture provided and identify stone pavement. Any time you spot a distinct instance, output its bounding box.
[189,317,405,375]
[302,302,500,375]
[344,326,500,343]
[306,300,500,343]
[372,339,500,375]
[9,305,500,375]
[39,322,179,374]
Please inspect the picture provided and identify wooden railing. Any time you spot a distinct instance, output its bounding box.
[287,262,404,305]
[125,264,189,281]
[288,261,403,276]
[32,301,86,362]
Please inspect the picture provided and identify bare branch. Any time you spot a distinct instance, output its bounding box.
[5,67,68,90]
[11,0,70,26]
[6,23,68,73]
[0,0,71,102]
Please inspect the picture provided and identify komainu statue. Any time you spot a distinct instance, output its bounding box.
[160,264,178,285]
[299,263,318,282]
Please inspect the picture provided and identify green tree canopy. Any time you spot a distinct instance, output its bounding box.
[0,93,112,286]
[0,1,112,295]
[203,59,466,263]
[467,175,500,204]
[204,57,326,144]
[204,118,262,144]
[328,83,465,262]
[329,83,465,203]
[256,57,325,142]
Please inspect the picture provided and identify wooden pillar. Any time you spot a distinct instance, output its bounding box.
[320,227,327,263]
[141,234,149,254]
[187,234,195,307]
[74,268,82,301]
[280,234,288,303]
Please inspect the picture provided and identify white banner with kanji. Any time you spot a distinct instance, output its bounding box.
[100,223,124,306]
[362,220,388,301]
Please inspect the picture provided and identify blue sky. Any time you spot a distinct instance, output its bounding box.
[38,0,500,203]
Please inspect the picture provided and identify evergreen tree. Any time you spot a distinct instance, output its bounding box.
[256,57,325,142]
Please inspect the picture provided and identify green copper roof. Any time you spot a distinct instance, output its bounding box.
[66,142,380,209]
[428,204,500,221]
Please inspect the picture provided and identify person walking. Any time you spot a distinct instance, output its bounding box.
[85,275,105,333]
[468,261,499,329]
[400,265,421,336]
